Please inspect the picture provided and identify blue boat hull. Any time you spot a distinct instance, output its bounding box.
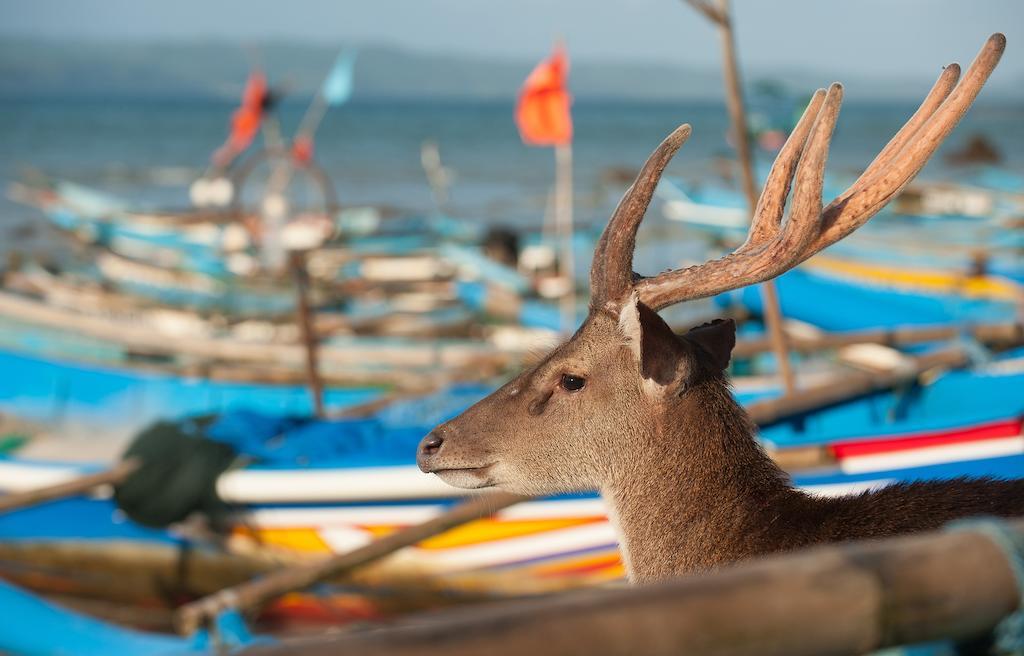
[0,349,380,436]
[720,267,1019,331]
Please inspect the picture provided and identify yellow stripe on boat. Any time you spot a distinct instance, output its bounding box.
[808,256,1023,301]
[237,527,334,553]
[416,517,604,550]
[356,517,604,549]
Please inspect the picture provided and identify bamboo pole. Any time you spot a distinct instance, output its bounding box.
[289,251,325,417]
[685,0,797,394]
[555,142,576,334]
[0,291,508,371]
[732,321,1024,359]
[0,458,140,515]
[241,519,1023,656]
[175,491,526,635]
[746,346,968,427]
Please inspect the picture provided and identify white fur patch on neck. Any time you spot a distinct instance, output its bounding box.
[617,292,643,361]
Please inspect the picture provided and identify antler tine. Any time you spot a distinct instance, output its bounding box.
[770,83,844,261]
[614,34,1002,314]
[807,33,1005,255]
[788,62,959,252]
[753,62,957,260]
[741,88,827,253]
[632,84,844,311]
[590,124,692,309]
[851,63,960,187]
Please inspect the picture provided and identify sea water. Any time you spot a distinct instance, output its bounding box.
[1,97,1022,256]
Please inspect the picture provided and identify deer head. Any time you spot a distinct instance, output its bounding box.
[417,36,1005,500]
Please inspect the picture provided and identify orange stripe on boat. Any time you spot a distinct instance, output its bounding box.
[530,550,623,578]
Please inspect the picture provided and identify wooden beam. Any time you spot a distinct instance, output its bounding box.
[0,290,511,372]
[289,251,325,417]
[0,458,140,515]
[175,491,527,636]
[746,346,968,427]
[732,321,1024,359]
[240,519,1022,656]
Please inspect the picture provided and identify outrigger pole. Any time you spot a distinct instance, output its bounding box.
[683,0,798,394]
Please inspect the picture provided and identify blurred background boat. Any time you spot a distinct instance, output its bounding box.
[0,6,1023,651]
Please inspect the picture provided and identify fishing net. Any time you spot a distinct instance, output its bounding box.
[114,417,238,529]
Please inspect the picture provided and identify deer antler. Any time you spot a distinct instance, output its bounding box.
[590,33,1005,313]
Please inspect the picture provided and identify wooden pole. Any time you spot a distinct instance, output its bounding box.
[686,0,797,394]
[289,251,325,418]
[176,491,526,636]
[746,346,968,428]
[732,321,1024,359]
[0,458,140,515]
[241,519,1023,656]
[555,142,576,335]
[421,140,452,214]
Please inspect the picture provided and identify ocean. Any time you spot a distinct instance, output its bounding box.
[1,97,1023,257]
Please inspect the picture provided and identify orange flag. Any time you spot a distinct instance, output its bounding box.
[515,45,572,147]
[228,71,267,152]
[212,71,268,167]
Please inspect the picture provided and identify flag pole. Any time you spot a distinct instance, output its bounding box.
[555,142,575,335]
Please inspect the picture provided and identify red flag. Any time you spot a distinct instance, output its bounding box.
[515,45,572,147]
[213,71,268,167]
[228,71,267,152]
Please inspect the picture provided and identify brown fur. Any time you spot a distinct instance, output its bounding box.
[418,302,1024,583]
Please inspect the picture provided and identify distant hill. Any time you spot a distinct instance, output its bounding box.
[0,38,1018,102]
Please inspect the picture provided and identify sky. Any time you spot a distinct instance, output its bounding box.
[1,0,1022,83]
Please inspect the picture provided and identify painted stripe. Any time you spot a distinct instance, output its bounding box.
[397,522,621,572]
[830,418,1024,458]
[838,436,1024,475]
[809,256,1023,302]
[244,497,610,528]
[216,467,467,502]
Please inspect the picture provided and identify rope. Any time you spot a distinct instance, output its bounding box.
[947,518,1024,654]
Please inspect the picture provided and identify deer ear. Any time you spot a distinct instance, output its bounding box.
[685,319,736,372]
[618,294,688,388]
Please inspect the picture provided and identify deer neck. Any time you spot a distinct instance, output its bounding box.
[601,378,795,583]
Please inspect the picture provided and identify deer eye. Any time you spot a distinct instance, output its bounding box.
[560,374,586,392]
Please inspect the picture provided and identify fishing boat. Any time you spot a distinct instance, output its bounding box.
[0,276,542,438]
[0,578,264,656]
[659,173,1022,234]
[720,255,1023,331]
[2,348,1021,629]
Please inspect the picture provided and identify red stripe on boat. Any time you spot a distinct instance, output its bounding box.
[830,417,1024,459]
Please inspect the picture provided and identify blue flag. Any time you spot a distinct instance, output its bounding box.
[322,50,357,106]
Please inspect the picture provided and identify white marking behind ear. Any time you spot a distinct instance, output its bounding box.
[617,292,642,361]
[617,292,670,397]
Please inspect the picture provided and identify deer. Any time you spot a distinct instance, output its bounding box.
[417,34,1024,584]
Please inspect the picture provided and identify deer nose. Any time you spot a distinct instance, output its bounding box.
[421,432,444,454]
[417,432,445,472]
